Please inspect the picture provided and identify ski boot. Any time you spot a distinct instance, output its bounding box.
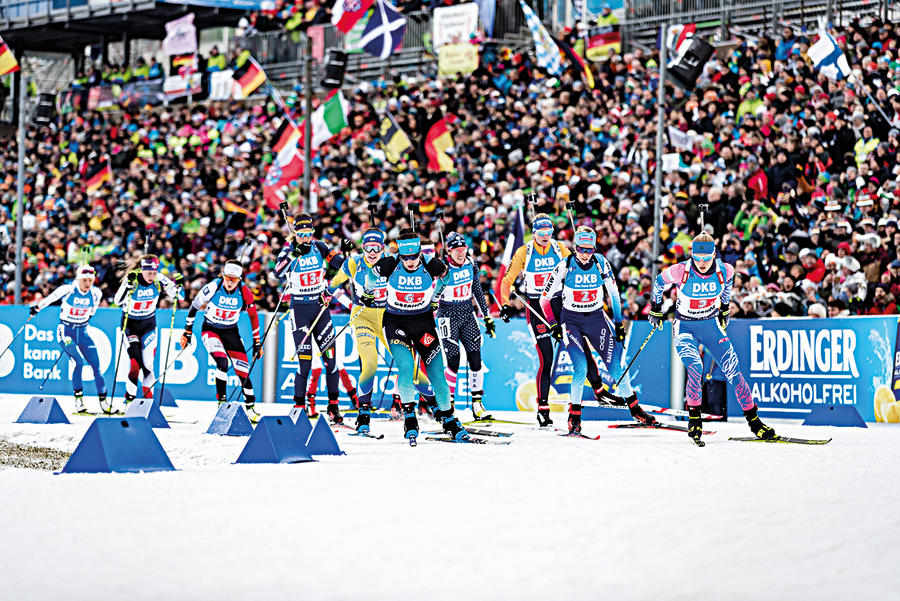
[73,390,87,414]
[688,406,705,447]
[219,393,229,407]
[536,400,553,428]
[744,406,776,440]
[567,403,582,435]
[245,402,262,425]
[124,392,136,406]
[356,403,372,434]
[306,393,319,418]
[403,402,419,446]
[471,391,492,421]
[98,392,112,415]
[390,394,403,420]
[417,398,433,418]
[594,386,625,407]
[326,400,343,424]
[436,408,470,442]
[626,394,657,425]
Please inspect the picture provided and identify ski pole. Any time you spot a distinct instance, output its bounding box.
[434,208,446,258]
[39,349,65,390]
[144,346,188,390]
[0,313,34,362]
[613,327,656,392]
[378,354,395,410]
[509,289,554,329]
[564,200,577,234]
[317,306,363,356]
[290,302,330,362]
[108,287,137,413]
[157,301,178,406]
[226,302,292,403]
[407,201,420,232]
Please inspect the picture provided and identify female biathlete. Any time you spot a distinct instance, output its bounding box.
[30,265,107,414]
[539,227,652,434]
[274,214,346,422]
[113,254,183,404]
[498,213,608,427]
[436,232,496,420]
[181,260,263,422]
[650,232,775,446]
[363,228,469,445]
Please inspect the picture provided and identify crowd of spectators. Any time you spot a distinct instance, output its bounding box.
[2,14,900,321]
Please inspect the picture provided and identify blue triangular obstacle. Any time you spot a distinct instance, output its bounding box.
[581,405,631,421]
[60,417,175,474]
[803,405,867,428]
[156,388,178,408]
[289,406,313,441]
[206,402,254,436]
[16,396,70,424]
[124,395,170,429]
[306,416,346,456]
[235,416,314,464]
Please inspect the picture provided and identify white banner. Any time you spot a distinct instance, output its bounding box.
[433,3,479,49]
[209,70,235,100]
[667,126,693,151]
[163,73,202,99]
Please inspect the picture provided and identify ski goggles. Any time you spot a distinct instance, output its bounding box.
[363,243,384,254]
[532,217,553,236]
[692,253,715,262]
[573,230,597,252]
[397,237,421,259]
[295,229,314,241]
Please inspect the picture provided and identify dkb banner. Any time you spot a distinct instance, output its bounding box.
[274,315,670,412]
[0,306,262,403]
[725,317,900,422]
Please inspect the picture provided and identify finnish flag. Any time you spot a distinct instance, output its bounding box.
[807,30,851,80]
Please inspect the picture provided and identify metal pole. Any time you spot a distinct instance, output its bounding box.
[303,31,313,214]
[824,0,834,26]
[651,24,666,285]
[14,76,26,305]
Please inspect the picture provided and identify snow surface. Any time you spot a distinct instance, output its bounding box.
[1,393,899,601]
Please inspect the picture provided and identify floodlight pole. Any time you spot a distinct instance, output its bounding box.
[14,75,27,304]
[651,24,667,284]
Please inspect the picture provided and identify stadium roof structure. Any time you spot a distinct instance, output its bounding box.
[0,0,261,55]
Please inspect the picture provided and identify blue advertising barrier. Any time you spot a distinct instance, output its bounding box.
[274,314,670,412]
[724,317,898,422]
[0,306,262,403]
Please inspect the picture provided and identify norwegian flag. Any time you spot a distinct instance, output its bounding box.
[492,205,526,311]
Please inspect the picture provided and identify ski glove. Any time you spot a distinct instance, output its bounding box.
[340,238,354,254]
[549,322,563,342]
[253,339,263,359]
[180,331,192,349]
[29,305,38,316]
[718,307,730,329]
[127,271,137,285]
[615,322,627,342]
[289,245,302,259]
[484,316,496,338]
[648,303,663,329]
[361,290,376,308]
[319,291,333,307]
[499,304,513,323]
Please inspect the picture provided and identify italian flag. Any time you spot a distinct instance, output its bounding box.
[304,90,350,150]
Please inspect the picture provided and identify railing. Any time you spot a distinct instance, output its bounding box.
[0,0,153,29]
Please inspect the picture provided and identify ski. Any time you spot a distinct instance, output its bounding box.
[728,436,832,445]
[463,418,533,426]
[557,431,602,440]
[644,405,725,421]
[609,423,716,435]
[342,411,395,420]
[73,410,124,417]
[163,416,200,425]
[423,428,513,438]
[347,431,385,440]
[424,436,512,446]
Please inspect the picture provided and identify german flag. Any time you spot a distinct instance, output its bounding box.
[223,199,257,219]
[0,36,20,76]
[420,113,454,173]
[554,37,594,89]
[84,160,112,194]
[232,57,267,99]
[378,114,413,165]
[272,117,301,165]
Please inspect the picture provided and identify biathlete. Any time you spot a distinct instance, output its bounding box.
[363,228,469,444]
[181,260,262,422]
[539,226,654,434]
[30,265,107,414]
[499,213,608,427]
[436,232,496,420]
[112,254,183,404]
[650,232,775,446]
[274,214,346,422]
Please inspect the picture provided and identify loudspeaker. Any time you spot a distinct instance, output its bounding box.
[235,416,314,464]
[32,92,57,125]
[60,417,175,473]
[321,49,347,90]
[668,37,715,91]
[206,401,254,436]
[124,395,170,429]
[802,405,867,428]
[306,415,346,456]
[15,396,70,424]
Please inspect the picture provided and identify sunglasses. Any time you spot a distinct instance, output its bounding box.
[534,229,553,236]
[223,275,240,282]
[296,230,314,239]
[575,246,595,254]
[400,253,420,261]
[693,253,714,261]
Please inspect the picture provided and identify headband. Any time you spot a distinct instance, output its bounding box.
[532,217,553,232]
[692,240,716,256]
[574,230,597,249]
[223,263,243,278]
[141,257,159,271]
[397,238,421,257]
[362,229,385,246]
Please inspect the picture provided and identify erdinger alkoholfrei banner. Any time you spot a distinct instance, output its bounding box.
[726,317,898,422]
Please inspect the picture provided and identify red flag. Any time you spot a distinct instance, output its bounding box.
[492,207,526,309]
[422,116,454,172]
[84,159,112,194]
[262,150,304,209]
